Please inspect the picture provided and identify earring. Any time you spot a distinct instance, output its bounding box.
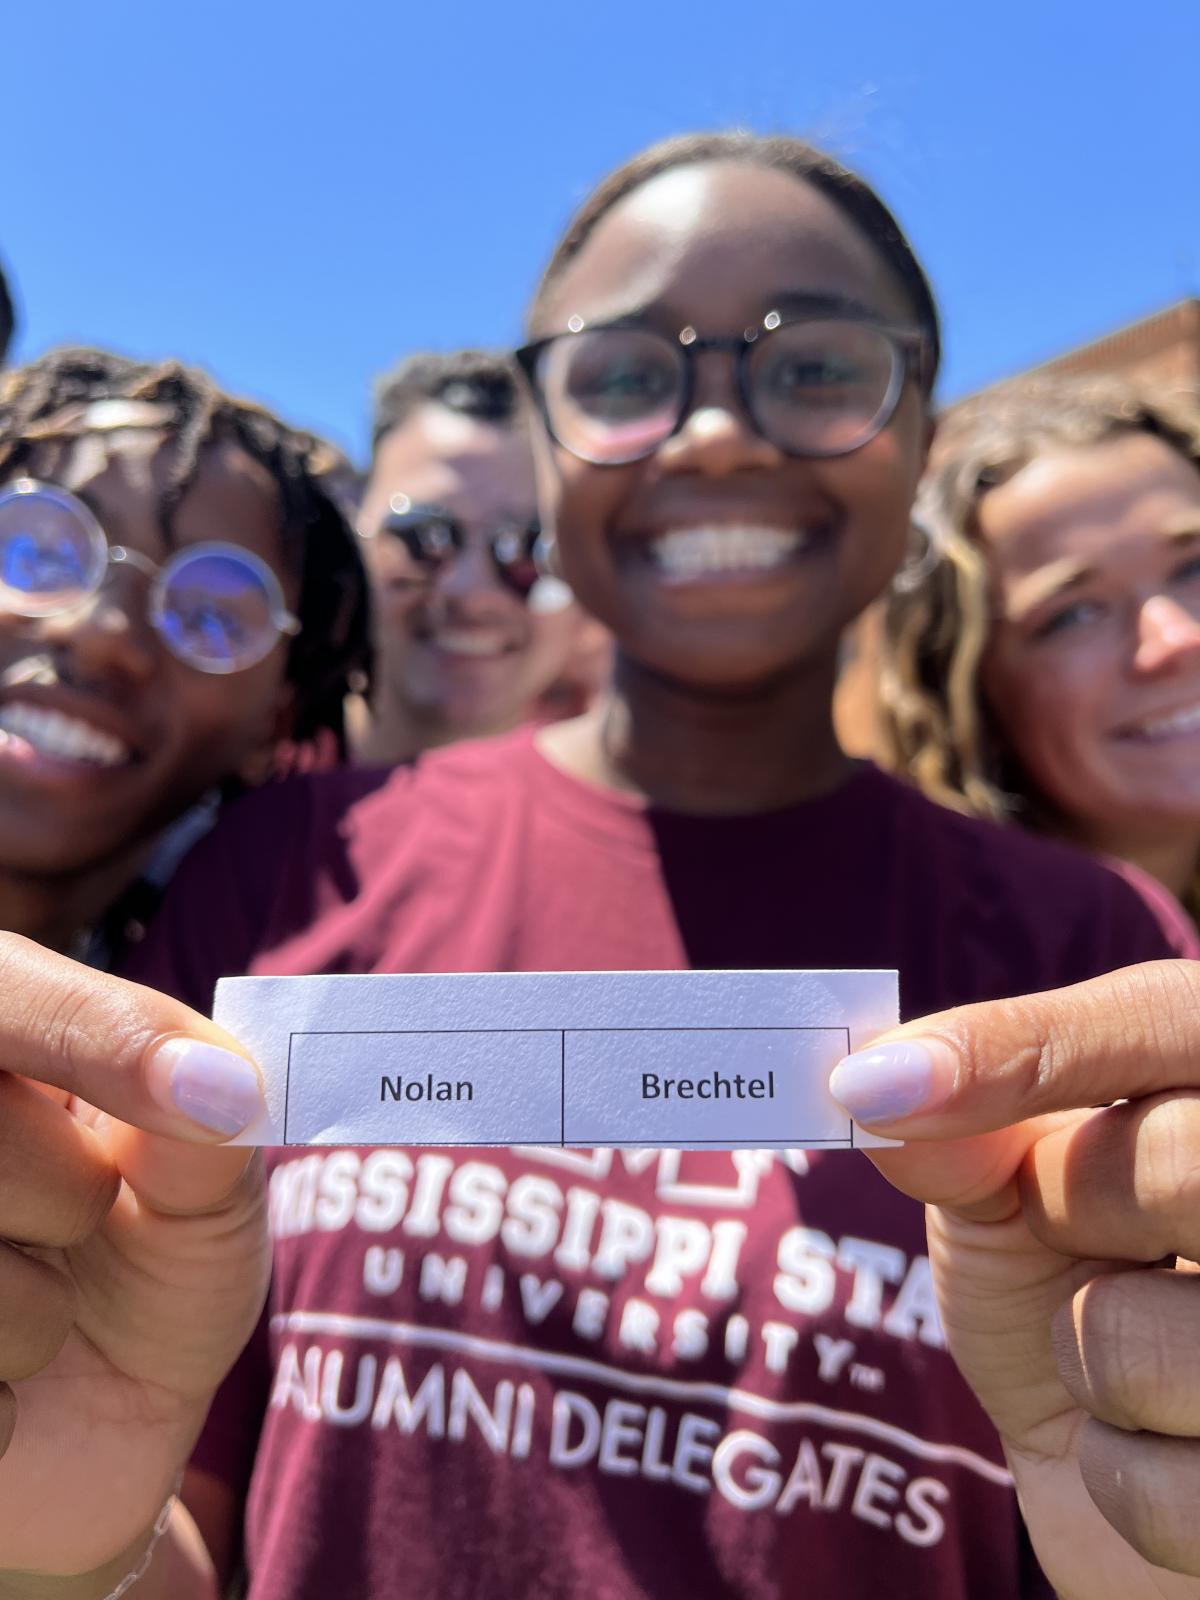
[528,529,573,614]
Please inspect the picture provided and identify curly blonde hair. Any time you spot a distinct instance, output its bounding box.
[877,373,1200,847]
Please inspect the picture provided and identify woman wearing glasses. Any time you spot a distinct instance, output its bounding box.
[0,346,367,965]
[0,137,1198,1600]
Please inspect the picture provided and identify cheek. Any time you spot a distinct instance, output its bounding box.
[982,645,1105,773]
[826,413,927,574]
[159,664,284,767]
[552,456,638,591]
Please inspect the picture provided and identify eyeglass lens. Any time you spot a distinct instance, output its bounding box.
[154,550,280,673]
[383,510,541,600]
[0,482,289,673]
[0,486,107,614]
[535,319,902,462]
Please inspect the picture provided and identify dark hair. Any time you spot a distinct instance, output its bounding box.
[371,349,522,449]
[0,258,16,366]
[530,130,941,391]
[0,345,370,753]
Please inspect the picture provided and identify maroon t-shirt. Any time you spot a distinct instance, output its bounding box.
[129,731,1184,1600]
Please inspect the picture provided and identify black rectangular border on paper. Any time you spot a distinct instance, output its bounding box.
[282,1024,854,1147]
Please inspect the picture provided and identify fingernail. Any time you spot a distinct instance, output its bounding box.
[147,1038,263,1136]
[829,1040,953,1126]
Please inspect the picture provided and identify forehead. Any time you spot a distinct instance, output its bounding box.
[978,433,1200,579]
[27,430,284,563]
[534,160,916,334]
[367,403,535,515]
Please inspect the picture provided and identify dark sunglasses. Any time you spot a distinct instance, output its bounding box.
[375,498,547,601]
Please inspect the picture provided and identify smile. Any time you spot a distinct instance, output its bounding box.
[647,525,812,583]
[0,701,132,767]
[1113,702,1200,743]
[428,628,512,659]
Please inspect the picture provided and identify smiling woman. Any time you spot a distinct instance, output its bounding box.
[102,131,1192,1600]
[878,373,1200,924]
[0,346,369,962]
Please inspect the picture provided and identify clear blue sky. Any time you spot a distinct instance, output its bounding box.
[7,1,1198,462]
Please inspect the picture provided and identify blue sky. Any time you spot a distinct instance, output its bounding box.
[7,1,1198,460]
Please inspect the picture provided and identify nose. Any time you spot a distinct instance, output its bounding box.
[656,355,783,478]
[39,585,159,684]
[432,538,516,617]
[1134,594,1200,675]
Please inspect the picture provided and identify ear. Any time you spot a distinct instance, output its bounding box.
[236,683,296,787]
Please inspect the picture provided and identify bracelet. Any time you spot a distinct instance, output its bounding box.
[100,1475,183,1600]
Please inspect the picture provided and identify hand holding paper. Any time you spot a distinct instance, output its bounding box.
[210,969,900,1149]
[0,933,269,1592]
[829,959,1200,1599]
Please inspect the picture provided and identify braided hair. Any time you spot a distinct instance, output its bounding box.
[0,346,370,754]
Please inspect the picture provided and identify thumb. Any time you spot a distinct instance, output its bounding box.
[0,934,263,1144]
[829,960,1196,1142]
[825,960,1199,1217]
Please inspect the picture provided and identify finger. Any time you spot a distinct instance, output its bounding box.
[0,1076,119,1246]
[828,959,1198,1138]
[0,934,263,1145]
[1023,1093,1200,1263]
[1079,1419,1200,1577]
[0,1246,73,1381]
[1053,1268,1200,1436]
[0,1385,13,1460]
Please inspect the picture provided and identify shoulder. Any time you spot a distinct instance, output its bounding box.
[865,766,1189,965]
[188,731,545,905]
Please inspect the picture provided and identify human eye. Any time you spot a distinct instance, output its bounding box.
[758,343,875,412]
[1031,597,1107,640]
[573,356,671,408]
[171,592,250,652]
[1169,551,1200,587]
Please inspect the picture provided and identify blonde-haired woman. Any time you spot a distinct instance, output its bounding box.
[880,374,1200,925]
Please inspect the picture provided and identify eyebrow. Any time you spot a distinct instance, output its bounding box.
[765,289,900,323]
[1006,524,1200,620]
[1005,559,1095,620]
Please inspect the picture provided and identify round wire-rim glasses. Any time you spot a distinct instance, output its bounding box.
[0,477,300,674]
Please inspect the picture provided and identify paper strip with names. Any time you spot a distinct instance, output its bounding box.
[212,969,899,1149]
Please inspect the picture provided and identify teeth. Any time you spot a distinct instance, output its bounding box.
[1125,703,1200,739]
[0,702,130,767]
[433,630,508,658]
[649,525,808,580]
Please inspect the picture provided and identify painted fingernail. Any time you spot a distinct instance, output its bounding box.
[147,1038,263,1136]
[828,1041,952,1126]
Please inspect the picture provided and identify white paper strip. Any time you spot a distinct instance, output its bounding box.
[212,969,899,1149]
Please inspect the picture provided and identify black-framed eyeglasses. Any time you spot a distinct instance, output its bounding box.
[372,497,548,602]
[515,311,931,466]
[0,478,300,674]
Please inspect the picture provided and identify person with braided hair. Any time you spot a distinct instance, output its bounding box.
[877,374,1200,930]
[0,345,369,965]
